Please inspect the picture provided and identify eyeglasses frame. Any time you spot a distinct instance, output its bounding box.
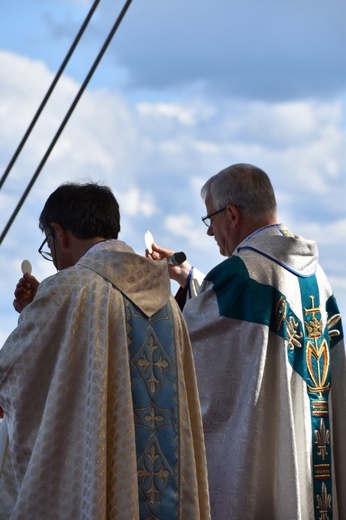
[38,232,54,261]
[201,207,227,227]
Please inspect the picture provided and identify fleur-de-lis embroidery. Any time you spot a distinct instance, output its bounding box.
[316,482,332,520]
[138,335,169,393]
[314,418,330,461]
[137,443,170,504]
[144,407,164,429]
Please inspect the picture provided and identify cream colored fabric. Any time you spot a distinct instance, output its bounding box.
[0,240,210,520]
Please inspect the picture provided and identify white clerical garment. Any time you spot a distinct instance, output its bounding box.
[0,240,210,520]
[183,224,346,520]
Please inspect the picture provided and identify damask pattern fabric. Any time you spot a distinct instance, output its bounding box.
[0,240,210,520]
[183,224,346,520]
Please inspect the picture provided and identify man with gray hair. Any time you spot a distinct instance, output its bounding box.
[149,163,346,520]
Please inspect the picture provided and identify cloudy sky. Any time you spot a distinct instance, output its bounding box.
[0,0,345,343]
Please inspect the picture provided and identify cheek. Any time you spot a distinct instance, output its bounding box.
[216,223,227,241]
[217,225,230,251]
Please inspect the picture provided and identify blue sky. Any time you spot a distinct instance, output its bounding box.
[0,0,345,342]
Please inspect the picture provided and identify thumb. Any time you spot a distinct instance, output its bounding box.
[24,272,40,290]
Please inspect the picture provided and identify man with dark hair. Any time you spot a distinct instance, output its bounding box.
[39,183,121,240]
[0,182,210,519]
[148,164,346,520]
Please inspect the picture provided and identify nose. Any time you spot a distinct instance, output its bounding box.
[207,225,214,236]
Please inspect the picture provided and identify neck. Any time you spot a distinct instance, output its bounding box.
[66,234,109,266]
[236,216,278,249]
[76,237,108,260]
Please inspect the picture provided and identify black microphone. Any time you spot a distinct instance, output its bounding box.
[169,252,186,266]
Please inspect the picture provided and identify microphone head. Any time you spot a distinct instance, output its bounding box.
[170,252,186,266]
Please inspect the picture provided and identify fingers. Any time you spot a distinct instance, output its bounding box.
[13,289,33,313]
[13,274,40,314]
[145,243,164,260]
[23,273,40,291]
[151,242,174,260]
[13,299,25,314]
[145,242,190,284]
[14,278,30,298]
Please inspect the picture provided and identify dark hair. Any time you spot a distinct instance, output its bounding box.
[39,182,121,239]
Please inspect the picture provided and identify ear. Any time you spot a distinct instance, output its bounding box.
[51,222,70,249]
[226,204,241,228]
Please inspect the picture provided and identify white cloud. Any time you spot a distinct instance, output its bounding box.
[137,101,214,127]
[120,187,156,217]
[291,218,346,252]
[0,49,345,343]
[165,213,210,249]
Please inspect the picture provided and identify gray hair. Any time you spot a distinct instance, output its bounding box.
[201,163,277,222]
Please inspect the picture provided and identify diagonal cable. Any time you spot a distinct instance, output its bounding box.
[0,0,102,191]
[0,0,134,246]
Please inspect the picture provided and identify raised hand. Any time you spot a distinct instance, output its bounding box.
[13,273,40,313]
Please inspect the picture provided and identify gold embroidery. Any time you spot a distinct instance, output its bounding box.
[279,224,294,237]
[286,316,303,350]
[304,295,323,338]
[312,400,328,416]
[306,338,330,397]
[314,464,331,479]
[304,296,330,398]
[314,419,330,461]
[316,482,332,520]
[137,334,169,393]
[144,407,164,430]
[137,443,170,504]
[327,313,341,339]
[276,296,287,331]
[126,299,179,516]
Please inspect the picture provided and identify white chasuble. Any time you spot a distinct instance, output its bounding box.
[0,240,210,520]
[184,225,346,520]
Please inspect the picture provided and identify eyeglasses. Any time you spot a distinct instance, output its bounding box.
[38,233,54,261]
[201,207,227,227]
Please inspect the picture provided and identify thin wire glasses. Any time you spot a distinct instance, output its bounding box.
[38,233,54,261]
[201,207,227,227]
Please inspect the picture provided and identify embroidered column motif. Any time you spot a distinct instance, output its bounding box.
[125,298,179,520]
[280,279,339,520]
[303,295,332,520]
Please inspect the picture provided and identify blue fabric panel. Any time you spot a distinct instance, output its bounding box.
[125,298,179,520]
